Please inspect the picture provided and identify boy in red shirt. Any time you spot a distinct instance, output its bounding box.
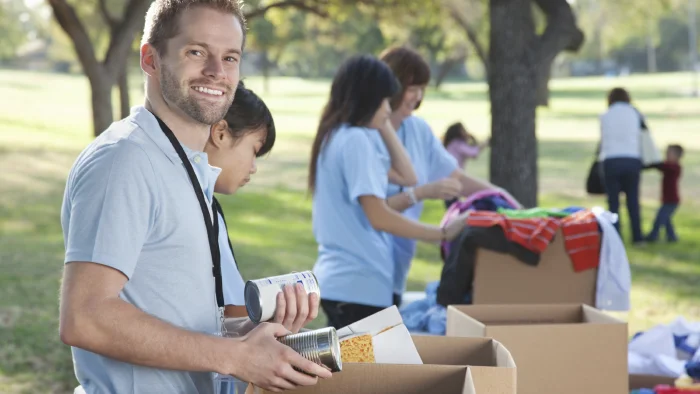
[646,144,683,243]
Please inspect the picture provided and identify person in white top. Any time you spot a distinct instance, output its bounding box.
[599,87,644,243]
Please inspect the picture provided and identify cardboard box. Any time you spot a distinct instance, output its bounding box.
[447,304,627,394]
[472,230,598,306]
[629,374,676,390]
[252,336,516,394]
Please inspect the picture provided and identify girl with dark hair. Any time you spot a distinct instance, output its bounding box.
[205,82,320,333]
[309,55,469,328]
[442,122,490,172]
[379,46,521,300]
[442,122,490,208]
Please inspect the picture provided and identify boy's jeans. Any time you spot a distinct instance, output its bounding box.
[647,204,679,242]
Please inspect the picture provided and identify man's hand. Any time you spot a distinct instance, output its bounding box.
[271,284,319,333]
[231,323,332,392]
[416,178,463,201]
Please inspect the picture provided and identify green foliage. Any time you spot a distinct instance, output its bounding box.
[0,0,47,61]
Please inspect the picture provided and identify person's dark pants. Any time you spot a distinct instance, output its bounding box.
[646,204,679,242]
[603,157,643,243]
[321,294,402,329]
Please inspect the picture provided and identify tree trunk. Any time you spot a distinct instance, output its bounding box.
[90,70,115,137]
[647,18,657,73]
[535,62,552,106]
[118,64,130,119]
[489,0,539,208]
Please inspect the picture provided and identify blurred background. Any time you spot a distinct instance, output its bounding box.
[1,0,699,392]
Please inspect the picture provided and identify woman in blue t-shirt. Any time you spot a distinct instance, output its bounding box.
[308,55,469,328]
[379,46,522,303]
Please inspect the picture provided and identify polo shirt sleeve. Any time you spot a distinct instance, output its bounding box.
[341,130,388,203]
[422,120,458,182]
[64,141,157,279]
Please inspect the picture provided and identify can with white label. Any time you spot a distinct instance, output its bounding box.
[244,271,320,324]
[278,327,342,373]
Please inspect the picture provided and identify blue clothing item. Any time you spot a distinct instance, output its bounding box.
[687,360,700,379]
[604,157,643,242]
[312,125,394,307]
[561,206,587,214]
[647,203,679,242]
[384,116,458,295]
[218,212,246,305]
[61,106,221,394]
[400,281,470,335]
[471,196,512,211]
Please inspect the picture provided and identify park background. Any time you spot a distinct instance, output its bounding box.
[1,0,700,392]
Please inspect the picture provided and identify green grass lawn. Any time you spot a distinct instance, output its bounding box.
[1,69,700,393]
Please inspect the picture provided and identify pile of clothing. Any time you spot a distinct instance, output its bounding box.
[438,189,631,311]
[399,189,632,335]
[629,317,700,378]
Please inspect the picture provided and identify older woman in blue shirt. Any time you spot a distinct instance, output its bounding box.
[379,46,521,303]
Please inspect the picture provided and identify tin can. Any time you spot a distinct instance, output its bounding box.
[278,327,342,373]
[244,271,320,324]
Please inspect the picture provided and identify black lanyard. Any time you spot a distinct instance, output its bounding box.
[213,197,238,270]
[154,116,225,308]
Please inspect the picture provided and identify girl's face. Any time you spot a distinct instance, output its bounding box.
[396,84,425,118]
[205,120,266,195]
[368,98,392,130]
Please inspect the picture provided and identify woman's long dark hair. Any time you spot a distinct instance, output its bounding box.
[307,55,400,193]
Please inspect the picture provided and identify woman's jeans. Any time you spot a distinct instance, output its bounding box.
[603,157,643,242]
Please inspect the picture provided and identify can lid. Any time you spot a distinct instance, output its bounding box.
[319,327,342,372]
[244,281,263,323]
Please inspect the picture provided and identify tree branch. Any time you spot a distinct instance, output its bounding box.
[446,0,489,77]
[534,0,584,61]
[98,0,119,29]
[245,0,329,20]
[533,0,584,106]
[104,0,151,78]
[47,0,101,81]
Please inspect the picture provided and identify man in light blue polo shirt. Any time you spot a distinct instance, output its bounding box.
[59,1,330,393]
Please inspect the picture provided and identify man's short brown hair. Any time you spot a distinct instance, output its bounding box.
[379,46,431,110]
[142,0,247,55]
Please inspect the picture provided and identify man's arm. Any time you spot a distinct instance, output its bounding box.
[60,262,331,390]
[60,261,231,373]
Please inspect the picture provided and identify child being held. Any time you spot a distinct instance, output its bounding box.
[442,122,489,171]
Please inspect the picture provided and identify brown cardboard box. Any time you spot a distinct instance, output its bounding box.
[629,374,675,390]
[251,336,516,394]
[447,304,627,394]
[472,230,598,306]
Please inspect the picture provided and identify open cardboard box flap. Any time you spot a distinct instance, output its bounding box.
[248,336,515,394]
